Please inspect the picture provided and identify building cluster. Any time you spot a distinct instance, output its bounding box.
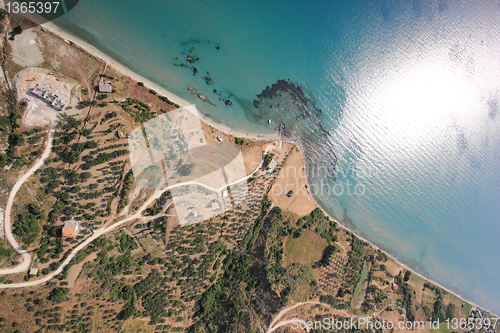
[30,83,68,111]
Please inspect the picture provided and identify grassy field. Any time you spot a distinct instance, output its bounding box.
[462,302,473,316]
[353,260,368,296]
[408,273,425,303]
[284,229,327,267]
[423,288,438,304]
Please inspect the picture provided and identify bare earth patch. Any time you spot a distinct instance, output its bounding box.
[283,229,327,267]
[9,23,44,68]
[268,146,316,216]
[14,68,78,127]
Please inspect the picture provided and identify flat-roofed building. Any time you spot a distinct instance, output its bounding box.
[98,80,112,93]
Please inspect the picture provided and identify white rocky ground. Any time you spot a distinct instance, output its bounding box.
[9,24,44,68]
[13,67,78,127]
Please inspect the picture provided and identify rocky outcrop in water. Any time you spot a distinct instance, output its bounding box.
[187,55,199,63]
[203,76,213,85]
[254,79,312,117]
[249,78,338,173]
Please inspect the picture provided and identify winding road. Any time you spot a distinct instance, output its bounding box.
[266,301,361,333]
[0,122,263,287]
[0,120,58,276]
[0,189,164,288]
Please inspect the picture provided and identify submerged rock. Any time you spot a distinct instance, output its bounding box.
[187,55,195,63]
[203,76,213,85]
[193,68,198,74]
[198,94,206,100]
[256,79,312,118]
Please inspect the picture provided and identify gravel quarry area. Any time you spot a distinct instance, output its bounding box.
[14,68,78,127]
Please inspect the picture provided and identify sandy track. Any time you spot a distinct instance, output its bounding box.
[0,120,58,276]
[0,160,262,287]
[266,301,358,333]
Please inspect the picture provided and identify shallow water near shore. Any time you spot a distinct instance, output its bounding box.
[52,0,500,314]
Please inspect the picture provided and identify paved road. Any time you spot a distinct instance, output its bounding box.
[0,120,58,276]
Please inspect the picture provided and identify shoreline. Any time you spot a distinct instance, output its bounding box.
[20,16,499,317]
[37,20,284,143]
[299,137,496,317]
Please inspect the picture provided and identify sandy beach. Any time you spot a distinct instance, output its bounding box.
[27,18,282,143]
[298,137,490,314]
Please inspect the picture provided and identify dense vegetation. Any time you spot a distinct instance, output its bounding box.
[240,196,271,250]
[262,153,274,169]
[83,149,128,169]
[118,233,138,253]
[298,208,338,244]
[48,288,69,304]
[120,98,155,123]
[158,95,180,108]
[234,137,245,145]
[190,251,258,332]
[13,204,44,245]
[0,90,31,169]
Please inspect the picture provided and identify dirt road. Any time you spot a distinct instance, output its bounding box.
[0,120,58,275]
[266,301,359,333]
[0,189,163,288]
[0,161,262,287]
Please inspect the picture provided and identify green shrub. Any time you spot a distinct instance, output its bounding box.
[48,287,69,303]
[13,204,43,245]
[12,25,22,35]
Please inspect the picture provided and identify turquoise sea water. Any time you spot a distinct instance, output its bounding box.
[53,0,500,314]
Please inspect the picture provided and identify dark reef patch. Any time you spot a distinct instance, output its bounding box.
[242,79,338,180]
[255,79,311,117]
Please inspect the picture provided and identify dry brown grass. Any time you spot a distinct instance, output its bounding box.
[283,229,327,267]
[268,147,316,216]
[37,27,102,90]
